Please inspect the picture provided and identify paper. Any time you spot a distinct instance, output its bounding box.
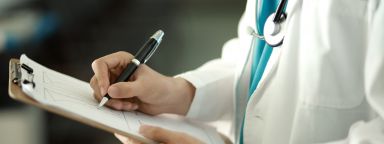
[19,54,224,144]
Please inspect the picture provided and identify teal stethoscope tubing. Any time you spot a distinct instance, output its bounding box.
[239,0,285,143]
[249,0,281,96]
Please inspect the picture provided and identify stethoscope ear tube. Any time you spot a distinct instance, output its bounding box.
[273,0,288,23]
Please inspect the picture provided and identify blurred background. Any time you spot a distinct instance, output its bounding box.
[0,0,245,143]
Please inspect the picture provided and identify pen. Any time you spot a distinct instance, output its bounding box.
[98,30,164,108]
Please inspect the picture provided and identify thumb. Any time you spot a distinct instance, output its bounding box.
[139,125,175,143]
[108,82,141,99]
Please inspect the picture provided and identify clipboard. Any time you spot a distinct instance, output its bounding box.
[8,58,155,144]
[8,56,228,144]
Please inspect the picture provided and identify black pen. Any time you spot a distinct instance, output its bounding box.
[98,30,164,108]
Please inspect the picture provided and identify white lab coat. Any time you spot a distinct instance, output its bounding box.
[178,0,384,143]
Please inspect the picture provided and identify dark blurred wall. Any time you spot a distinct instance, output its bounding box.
[1,0,245,143]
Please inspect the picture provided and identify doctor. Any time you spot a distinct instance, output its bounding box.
[90,0,384,143]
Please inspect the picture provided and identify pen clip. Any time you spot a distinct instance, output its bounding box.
[144,42,160,64]
[144,30,164,63]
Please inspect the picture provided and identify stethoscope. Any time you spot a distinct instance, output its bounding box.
[238,0,290,106]
[235,0,290,142]
[250,0,288,47]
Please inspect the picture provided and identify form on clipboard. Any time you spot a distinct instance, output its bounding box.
[8,54,225,144]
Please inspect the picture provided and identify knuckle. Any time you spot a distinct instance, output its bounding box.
[117,51,133,58]
[116,51,127,55]
[123,104,134,111]
[91,59,102,69]
[89,77,95,86]
[91,76,99,85]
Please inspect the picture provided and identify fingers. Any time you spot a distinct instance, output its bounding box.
[107,81,141,111]
[106,99,139,111]
[139,125,176,143]
[108,82,142,99]
[91,60,110,96]
[96,51,134,69]
[90,76,102,100]
[93,81,140,111]
[140,125,204,144]
[91,51,134,95]
[106,81,142,110]
[91,72,140,111]
[114,133,143,144]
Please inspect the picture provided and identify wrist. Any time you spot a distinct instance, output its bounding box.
[169,77,196,115]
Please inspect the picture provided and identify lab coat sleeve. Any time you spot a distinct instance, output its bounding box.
[356,0,384,143]
[319,118,384,144]
[322,1,384,144]
[365,0,384,120]
[176,38,244,122]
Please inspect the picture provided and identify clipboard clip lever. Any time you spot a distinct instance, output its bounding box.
[11,62,35,88]
[11,62,21,85]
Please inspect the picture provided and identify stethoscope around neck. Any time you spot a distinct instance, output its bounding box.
[249,0,288,47]
[235,1,290,141]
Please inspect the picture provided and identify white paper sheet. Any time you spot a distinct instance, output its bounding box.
[19,54,224,144]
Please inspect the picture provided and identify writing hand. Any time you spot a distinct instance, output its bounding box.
[90,51,195,115]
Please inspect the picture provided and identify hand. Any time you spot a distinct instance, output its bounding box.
[90,51,195,115]
[114,125,204,144]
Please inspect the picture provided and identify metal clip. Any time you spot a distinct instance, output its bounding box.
[12,62,36,89]
[11,62,22,85]
[20,63,35,88]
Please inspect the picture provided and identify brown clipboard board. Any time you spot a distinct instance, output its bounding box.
[8,58,155,144]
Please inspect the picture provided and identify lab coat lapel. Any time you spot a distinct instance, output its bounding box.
[234,36,254,143]
[242,0,301,143]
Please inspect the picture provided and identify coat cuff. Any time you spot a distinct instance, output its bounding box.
[175,71,206,119]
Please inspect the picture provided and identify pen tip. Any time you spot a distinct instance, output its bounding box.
[98,97,109,108]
